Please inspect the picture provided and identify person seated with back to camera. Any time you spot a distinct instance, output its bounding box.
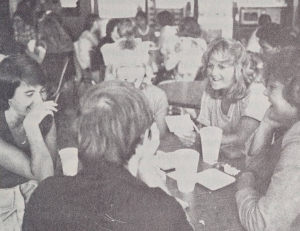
[98,18,121,78]
[101,18,155,80]
[0,54,58,230]
[236,46,300,231]
[155,17,207,84]
[102,18,168,137]
[22,81,194,231]
[175,38,270,158]
[104,59,168,138]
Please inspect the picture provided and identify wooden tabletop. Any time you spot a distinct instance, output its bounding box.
[158,133,246,231]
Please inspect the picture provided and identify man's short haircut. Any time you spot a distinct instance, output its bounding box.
[78,81,154,172]
[0,54,47,110]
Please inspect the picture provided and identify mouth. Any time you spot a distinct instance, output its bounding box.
[210,77,222,82]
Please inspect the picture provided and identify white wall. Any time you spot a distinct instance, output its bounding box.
[198,0,233,40]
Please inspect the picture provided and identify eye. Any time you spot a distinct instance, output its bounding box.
[207,64,213,69]
[218,64,226,70]
[26,92,34,97]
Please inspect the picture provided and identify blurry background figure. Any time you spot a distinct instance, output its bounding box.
[156,10,177,49]
[177,17,207,81]
[12,0,39,52]
[103,18,168,136]
[44,0,63,24]
[134,10,157,44]
[155,23,207,85]
[38,0,74,97]
[98,18,121,80]
[105,62,169,137]
[256,23,283,62]
[250,22,290,82]
[246,14,272,54]
[74,14,102,84]
[102,18,154,83]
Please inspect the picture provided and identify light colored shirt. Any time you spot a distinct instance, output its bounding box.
[197,82,270,154]
[101,38,149,67]
[197,82,269,132]
[74,30,99,70]
[142,84,169,125]
[247,27,261,53]
[236,121,300,231]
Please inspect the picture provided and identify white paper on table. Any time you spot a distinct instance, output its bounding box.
[165,115,195,133]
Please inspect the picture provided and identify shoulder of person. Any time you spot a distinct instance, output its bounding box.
[282,121,300,148]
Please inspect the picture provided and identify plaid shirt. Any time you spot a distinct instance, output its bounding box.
[13,16,36,46]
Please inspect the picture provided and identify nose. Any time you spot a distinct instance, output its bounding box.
[210,65,220,76]
[32,92,44,104]
[263,87,268,96]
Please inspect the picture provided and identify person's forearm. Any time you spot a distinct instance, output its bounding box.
[25,124,54,181]
[236,188,266,231]
[248,121,274,157]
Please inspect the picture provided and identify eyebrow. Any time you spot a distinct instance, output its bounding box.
[24,90,35,93]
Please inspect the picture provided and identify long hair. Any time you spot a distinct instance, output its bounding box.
[13,0,37,26]
[0,54,47,110]
[78,81,153,173]
[201,38,252,101]
[118,18,137,50]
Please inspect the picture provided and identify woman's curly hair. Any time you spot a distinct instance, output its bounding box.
[201,37,252,101]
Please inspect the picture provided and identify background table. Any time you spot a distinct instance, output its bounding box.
[159,133,246,231]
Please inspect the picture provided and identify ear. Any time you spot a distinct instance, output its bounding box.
[288,76,300,106]
[134,128,150,158]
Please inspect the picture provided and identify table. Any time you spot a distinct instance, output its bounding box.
[158,133,246,231]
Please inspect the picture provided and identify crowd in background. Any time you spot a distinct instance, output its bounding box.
[1,0,300,230]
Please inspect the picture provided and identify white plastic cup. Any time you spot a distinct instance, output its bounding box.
[175,149,200,193]
[59,148,79,176]
[199,127,223,165]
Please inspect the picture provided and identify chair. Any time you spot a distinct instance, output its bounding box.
[157,80,205,110]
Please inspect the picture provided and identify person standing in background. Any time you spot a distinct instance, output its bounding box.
[246,14,271,54]
[98,18,121,80]
[74,14,102,83]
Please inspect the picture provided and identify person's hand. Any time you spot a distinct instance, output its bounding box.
[174,130,197,147]
[23,101,57,129]
[137,157,170,195]
[261,107,282,130]
[237,172,255,191]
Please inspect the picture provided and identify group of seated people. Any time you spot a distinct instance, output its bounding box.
[2,1,300,230]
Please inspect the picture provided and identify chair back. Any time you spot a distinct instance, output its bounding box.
[158,80,205,109]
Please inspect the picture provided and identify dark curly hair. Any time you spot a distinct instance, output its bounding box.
[263,46,300,109]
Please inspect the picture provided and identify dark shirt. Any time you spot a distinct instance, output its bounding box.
[0,110,30,188]
[98,36,114,66]
[0,110,52,188]
[23,160,193,231]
